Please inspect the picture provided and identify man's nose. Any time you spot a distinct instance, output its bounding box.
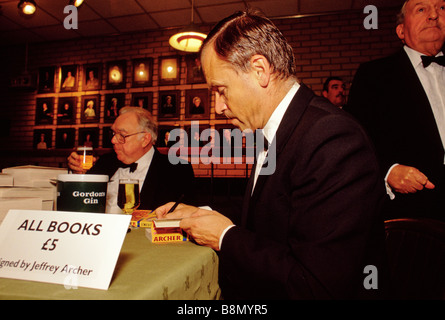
[215,93,228,114]
[429,6,439,20]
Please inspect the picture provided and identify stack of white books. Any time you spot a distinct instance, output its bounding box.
[2,165,67,188]
[0,197,43,224]
[0,173,13,186]
[0,186,55,211]
[0,165,68,216]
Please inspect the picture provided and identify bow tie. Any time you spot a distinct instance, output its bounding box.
[421,55,445,68]
[120,162,138,173]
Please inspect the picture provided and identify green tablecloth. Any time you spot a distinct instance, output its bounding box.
[0,228,220,300]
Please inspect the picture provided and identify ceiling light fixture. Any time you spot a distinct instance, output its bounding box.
[18,0,36,15]
[70,0,84,8]
[169,0,207,53]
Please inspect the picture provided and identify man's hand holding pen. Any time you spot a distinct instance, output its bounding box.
[154,202,234,251]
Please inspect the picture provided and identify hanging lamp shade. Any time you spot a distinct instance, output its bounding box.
[169,23,207,52]
[169,0,206,52]
[18,0,37,15]
[70,0,85,7]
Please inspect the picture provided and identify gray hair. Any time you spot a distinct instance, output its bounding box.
[119,106,158,143]
[396,0,410,25]
[200,9,297,81]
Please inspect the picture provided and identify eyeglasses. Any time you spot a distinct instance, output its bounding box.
[110,130,146,144]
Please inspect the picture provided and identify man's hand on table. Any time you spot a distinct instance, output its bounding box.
[154,202,234,251]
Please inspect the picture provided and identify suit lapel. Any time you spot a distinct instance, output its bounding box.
[397,50,431,110]
[241,157,257,227]
[139,148,160,208]
[397,50,444,154]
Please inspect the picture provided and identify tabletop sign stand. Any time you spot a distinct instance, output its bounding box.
[0,209,131,290]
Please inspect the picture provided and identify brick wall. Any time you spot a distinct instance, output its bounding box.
[277,7,402,92]
[0,7,402,177]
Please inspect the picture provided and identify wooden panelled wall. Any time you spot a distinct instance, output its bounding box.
[0,7,402,177]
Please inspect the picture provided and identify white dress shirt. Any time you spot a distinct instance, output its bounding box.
[105,147,154,213]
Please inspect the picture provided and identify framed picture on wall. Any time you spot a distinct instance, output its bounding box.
[106,60,126,89]
[131,92,153,112]
[185,89,209,120]
[157,125,180,148]
[186,54,205,84]
[184,122,210,149]
[159,56,180,86]
[56,97,76,125]
[83,63,102,91]
[132,58,153,87]
[33,129,52,150]
[104,93,125,123]
[55,128,75,149]
[35,97,54,125]
[60,64,78,92]
[78,127,99,148]
[81,95,100,123]
[38,66,56,93]
[158,90,180,120]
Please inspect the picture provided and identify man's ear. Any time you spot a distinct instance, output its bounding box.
[322,91,328,98]
[250,54,271,87]
[396,24,405,41]
[142,132,152,148]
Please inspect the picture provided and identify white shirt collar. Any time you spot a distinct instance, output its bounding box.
[404,45,444,69]
[132,146,154,174]
[262,81,300,144]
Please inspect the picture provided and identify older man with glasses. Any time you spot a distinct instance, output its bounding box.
[67,106,195,213]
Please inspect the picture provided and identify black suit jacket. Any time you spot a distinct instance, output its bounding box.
[345,49,445,221]
[218,84,388,299]
[88,148,195,210]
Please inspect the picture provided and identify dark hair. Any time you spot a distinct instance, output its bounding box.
[200,9,297,80]
[323,76,344,92]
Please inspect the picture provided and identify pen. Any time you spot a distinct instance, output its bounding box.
[168,194,184,214]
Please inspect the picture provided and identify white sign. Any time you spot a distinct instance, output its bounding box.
[0,210,131,290]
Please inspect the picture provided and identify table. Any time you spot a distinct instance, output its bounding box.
[0,228,220,300]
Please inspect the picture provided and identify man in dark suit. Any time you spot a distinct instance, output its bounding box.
[68,107,195,212]
[345,0,445,221]
[155,10,388,299]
